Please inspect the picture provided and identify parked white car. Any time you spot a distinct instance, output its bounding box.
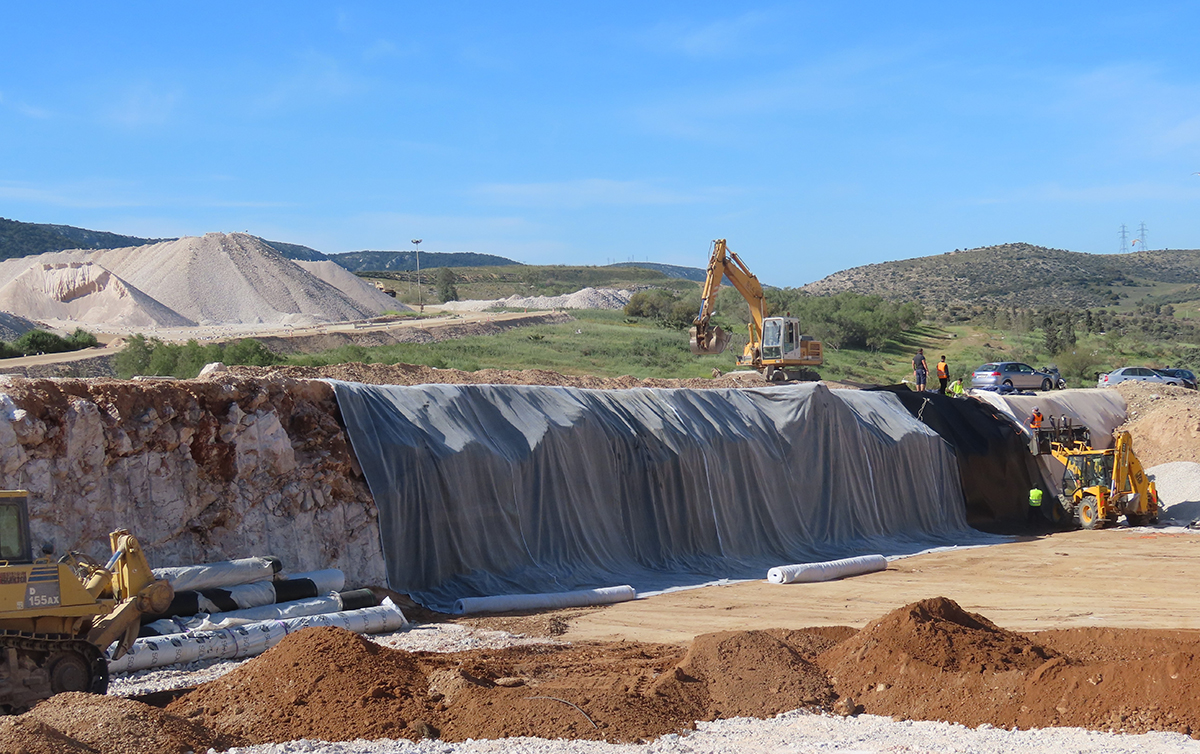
[1097,366,1185,388]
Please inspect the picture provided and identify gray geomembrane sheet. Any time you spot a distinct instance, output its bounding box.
[331,381,995,610]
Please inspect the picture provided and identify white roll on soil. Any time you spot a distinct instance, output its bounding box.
[154,557,280,592]
[108,599,408,674]
[452,585,637,615]
[767,554,888,584]
[283,569,346,593]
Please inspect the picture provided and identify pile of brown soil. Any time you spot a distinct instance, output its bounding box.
[169,627,431,743]
[818,597,1200,736]
[1116,381,1200,466]
[650,630,835,718]
[8,603,1200,749]
[1,693,238,754]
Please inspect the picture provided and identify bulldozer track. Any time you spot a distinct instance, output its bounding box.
[0,630,108,713]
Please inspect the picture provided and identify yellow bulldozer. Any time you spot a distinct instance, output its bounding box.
[0,490,173,712]
[689,239,822,381]
[1035,422,1159,529]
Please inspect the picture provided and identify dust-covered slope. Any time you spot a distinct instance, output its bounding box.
[0,261,194,327]
[802,242,1200,307]
[0,233,394,326]
[295,260,410,313]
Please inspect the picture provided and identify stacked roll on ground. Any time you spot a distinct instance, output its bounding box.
[767,554,888,584]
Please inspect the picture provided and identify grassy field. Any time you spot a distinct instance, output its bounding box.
[283,309,1198,387]
[362,265,698,305]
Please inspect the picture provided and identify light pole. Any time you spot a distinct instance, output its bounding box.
[411,239,423,312]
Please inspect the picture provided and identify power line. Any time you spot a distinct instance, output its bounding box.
[1118,224,1129,253]
[1137,221,1148,252]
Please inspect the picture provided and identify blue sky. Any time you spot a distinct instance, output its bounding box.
[2,3,1198,285]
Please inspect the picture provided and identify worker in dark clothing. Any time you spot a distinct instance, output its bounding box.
[1028,487,1044,524]
[936,356,949,395]
[912,349,928,392]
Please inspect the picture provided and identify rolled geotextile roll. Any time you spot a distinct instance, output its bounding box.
[338,588,380,611]
[140,594,346,637]
[274,569,345,601]
[767,554,888,584]
[109,598,409,674]
[452,585,637,615]
[154,557,282,592]
[154,569,347,620]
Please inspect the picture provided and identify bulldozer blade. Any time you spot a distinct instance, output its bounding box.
[690,325,731,355]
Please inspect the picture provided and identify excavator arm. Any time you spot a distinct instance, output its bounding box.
[690,239,769,365]
[1110,431,1158,520]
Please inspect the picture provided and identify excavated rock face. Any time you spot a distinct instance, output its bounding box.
[0,375,386,585]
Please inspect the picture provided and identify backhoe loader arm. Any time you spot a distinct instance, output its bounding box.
[690,239,768,361]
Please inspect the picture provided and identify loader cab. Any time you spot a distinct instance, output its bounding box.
[0,491,31,564]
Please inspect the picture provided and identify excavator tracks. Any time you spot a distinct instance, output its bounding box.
[0,630,108,714]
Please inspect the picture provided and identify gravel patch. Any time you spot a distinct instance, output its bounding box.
[214,710,1200,753]
[439,287,633,312]
[108,623,556,697]
[1148,461,1200,524]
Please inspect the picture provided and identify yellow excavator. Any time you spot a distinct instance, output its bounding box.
[1036,423,1159,529]
[689,239,822,381]
[0,490,173,712]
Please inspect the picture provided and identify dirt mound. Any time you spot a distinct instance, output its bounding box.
[18,693,236,754]
[824,596,1053,675]
[1116,381,1200,466]
[169,626,430,744]
[652,630,835,717]
[0,718,98,754]
[818,598,1200,736]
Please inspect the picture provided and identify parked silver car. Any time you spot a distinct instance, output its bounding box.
[971,362,1058,391]
[1098,366,1186,388]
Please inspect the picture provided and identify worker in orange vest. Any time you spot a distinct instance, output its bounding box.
[936,356,950,395]
[1029,407,1043,429]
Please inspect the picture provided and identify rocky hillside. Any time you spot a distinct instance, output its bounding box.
[802,243,1200,307]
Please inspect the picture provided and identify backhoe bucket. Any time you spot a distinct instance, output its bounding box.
[690,325,731,355]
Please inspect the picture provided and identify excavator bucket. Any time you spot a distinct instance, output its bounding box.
[690,325,731,355]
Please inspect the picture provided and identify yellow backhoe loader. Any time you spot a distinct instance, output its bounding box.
[689,239,822,381]
[0,490,173,712]
[1035,423,1159,529]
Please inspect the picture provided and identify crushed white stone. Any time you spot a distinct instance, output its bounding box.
[438,287,633,312]
[1147,461,1200,525]
[214,710,1200,753]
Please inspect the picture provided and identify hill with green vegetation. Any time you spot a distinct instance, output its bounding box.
[333,250,519,272]
[607,261,707,282]
[803,242,1200,311]
[0,217,167,259]
[261,239,327,261]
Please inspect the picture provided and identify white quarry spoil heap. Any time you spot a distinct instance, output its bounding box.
[0,232,407,329]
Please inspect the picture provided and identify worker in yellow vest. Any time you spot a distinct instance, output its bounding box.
[1029,487,1043,525]
[936,356,950,395]
[948,378,966,397]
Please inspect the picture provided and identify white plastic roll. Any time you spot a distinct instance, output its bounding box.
[451,585,637,615]
[283,569,346,593]
[155,557,280,592]
[195,580,277,613]
[143,594,344,635]
[108,599,408,674]
[767,554,888,584]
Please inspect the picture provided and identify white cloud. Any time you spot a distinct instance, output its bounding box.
[253,51,368,114]
[103,84,183,128]
[638,10,781,58]
[472,179,734,208]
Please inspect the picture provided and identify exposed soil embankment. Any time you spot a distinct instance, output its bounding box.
[1116,381,1200,467]
[0,374,385,584]
[4,598,1198,750]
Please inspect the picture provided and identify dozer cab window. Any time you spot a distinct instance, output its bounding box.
[762,320,783,361]
[0,499,30,563]
[785,321,797,354]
